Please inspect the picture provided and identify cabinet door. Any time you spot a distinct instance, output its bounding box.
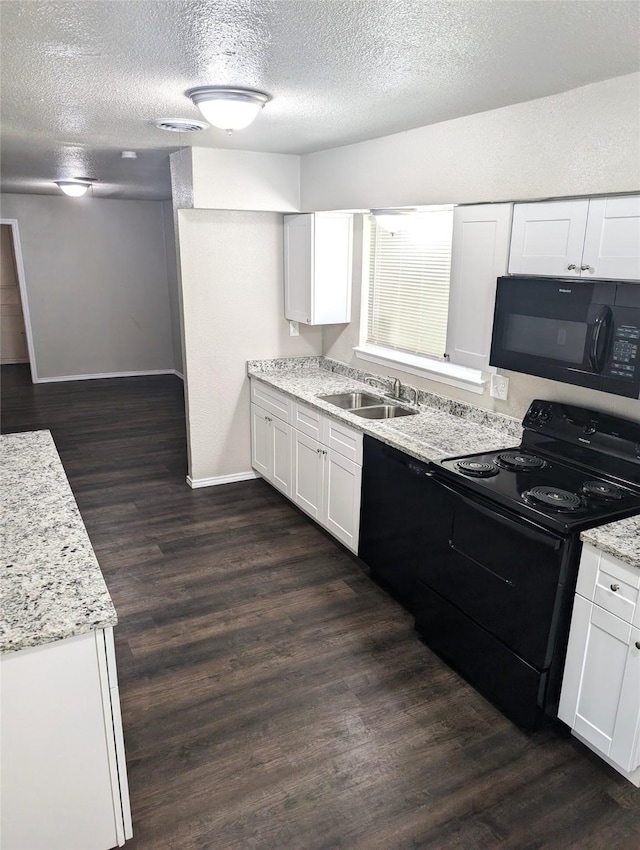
[559,595,634,760]
[611,626,640,771]
[292,430,323,520]
[270,416,292,497]
[322,448,362,552]
[250,403,271,479]
[313,214,353,325]
[508,199,589,277]
[446,203,512,370]
[582,196,640,280]
[284,214,314,323]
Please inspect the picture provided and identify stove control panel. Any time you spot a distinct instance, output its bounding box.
[523,400,640,461]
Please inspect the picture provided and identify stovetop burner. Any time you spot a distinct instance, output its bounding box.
[455,459,499,478]
[496,452,546,472]
[522,486,584,512]
[582,481,633,501]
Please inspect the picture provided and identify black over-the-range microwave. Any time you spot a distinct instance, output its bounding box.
[489,276,640,399]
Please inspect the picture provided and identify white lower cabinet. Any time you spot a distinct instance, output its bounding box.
[292,429,362,551]
[1,628,133,849]
[559,543,640,785]
[250,403,292,497]
[250,380,362,552]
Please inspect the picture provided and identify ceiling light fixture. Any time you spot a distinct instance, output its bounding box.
[56,180,91,197]
[187,86,271,132]
[370,208,417,235]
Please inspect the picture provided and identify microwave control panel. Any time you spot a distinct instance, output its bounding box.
[608,324,640,380]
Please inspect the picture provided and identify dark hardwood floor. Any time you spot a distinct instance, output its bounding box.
[2,363,639,850]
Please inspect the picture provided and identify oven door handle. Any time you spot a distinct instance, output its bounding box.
[435,478,564,549]
[588,306,613,373]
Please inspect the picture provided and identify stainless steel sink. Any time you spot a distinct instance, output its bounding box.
[318,392,382,409]
[350,404,417,419]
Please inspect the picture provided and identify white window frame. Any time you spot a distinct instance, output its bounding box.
[356,214,485,394]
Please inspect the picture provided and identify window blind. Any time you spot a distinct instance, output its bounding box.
[366,208,454,359]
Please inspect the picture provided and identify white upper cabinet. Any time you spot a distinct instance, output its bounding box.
[284,213,353,325]
[509,196,640,280]
[445,203,512,371]
[582,196,640,280]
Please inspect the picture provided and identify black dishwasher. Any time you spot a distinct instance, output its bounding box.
[358,436,452,612]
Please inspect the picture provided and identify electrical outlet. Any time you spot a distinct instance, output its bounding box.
[490,373,509,401]
[289,320,299,337]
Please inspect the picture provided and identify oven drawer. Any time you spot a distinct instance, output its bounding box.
[415,582,547,730]
[418,484,569,670]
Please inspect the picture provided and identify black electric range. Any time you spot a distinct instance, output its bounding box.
[435,399,640,534]
[409,399,640,729]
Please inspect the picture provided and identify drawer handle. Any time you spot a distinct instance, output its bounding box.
[610,584,620,592]
[636,642,640,650]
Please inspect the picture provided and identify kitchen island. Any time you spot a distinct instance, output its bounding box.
[1,430,132,850]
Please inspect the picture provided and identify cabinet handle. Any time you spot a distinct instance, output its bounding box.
[567,264,577,270]
[265,416,272,423]
[581,264,592,271]
[636,642,640,650]
[610,583,620,592]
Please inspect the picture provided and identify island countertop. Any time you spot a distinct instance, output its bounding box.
[1,430,117,653]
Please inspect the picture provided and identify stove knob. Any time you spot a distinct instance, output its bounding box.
[583,420,598,436]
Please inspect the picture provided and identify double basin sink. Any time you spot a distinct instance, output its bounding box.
[318,392,418,419]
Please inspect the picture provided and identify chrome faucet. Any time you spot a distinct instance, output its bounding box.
[365,375,389,393]
[406,385,419,407]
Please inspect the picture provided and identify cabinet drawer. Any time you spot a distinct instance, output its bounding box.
[322,417,363,464]
[250,380,292,424]
[577,543,640,626]
[292,401,323,441]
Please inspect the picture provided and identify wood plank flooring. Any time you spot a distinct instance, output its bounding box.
[2,363,639,849]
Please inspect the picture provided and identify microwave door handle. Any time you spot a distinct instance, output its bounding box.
[588,306,613,373]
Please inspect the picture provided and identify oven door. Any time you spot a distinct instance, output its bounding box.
[489,276,616,390]
[414,481,577,728]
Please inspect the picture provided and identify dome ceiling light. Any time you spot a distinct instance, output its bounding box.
[187,87,271,133]
[56,180,92,197]
[370,208,417,235]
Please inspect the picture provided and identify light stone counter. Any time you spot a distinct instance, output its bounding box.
[581,516,640,569]
[247,356,522,465]
[1,430,117,653]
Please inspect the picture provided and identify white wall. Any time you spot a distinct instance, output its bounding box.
[161,200,182,374]
[0,193,175,380]
[301,74,640,211]
[178,209,322,483]
[191,148,300,212]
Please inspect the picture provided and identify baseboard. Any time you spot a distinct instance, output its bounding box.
[36,369,180,383]
[186,471,259,489]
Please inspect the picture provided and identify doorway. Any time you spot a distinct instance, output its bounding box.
[0,220,36,382]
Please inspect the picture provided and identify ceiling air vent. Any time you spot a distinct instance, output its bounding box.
[154,119,208,132]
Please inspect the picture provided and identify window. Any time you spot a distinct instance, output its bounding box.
[364,207,454,360]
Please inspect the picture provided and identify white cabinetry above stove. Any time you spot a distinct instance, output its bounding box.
[509,195,640,280]
[559,542,640,786]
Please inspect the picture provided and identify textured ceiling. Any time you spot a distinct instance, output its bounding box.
[1,0,639,201]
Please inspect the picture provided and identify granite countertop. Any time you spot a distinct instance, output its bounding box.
[248,356,639,569]
[1,430,117,653]
[581,516,640,569]
[248,356,522,464]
